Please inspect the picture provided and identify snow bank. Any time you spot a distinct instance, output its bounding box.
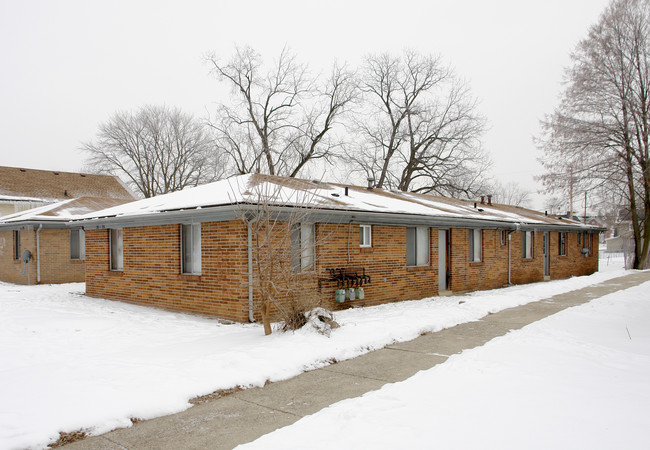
[0,266,630,449]
[240,280,650,449]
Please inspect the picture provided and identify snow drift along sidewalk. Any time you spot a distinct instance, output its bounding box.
[240,279,650,450]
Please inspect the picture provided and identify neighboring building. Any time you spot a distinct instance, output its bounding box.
[0,197,131,284]
[76,174,602,323]
[0,166,134,217]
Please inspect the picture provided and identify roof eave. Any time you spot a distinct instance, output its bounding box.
[72,204,605,233]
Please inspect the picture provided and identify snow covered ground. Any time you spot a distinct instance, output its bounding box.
[0,255,634,449]
[240,277,650,450]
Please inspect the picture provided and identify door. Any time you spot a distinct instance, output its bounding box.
[543,231,550,277]
[438,229,451,291]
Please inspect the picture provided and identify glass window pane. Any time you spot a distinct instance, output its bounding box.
[473,229,482,262]
[406,227,416,266]
[70,229,80,259]
[416,227,429,266]
[79,229,86,260]
[301,223,314,270]
[192,224,201,273]
[110,229,123,270]
[291,224,301,272]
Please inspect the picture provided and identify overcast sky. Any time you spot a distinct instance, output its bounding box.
[0,0,611,208]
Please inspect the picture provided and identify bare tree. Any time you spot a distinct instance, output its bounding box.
[538,0,650,268]
[238,179,332,335]
[489,181,532,207]
[83,105,224,198]
[348,50,488,197]
[207,46,356,178]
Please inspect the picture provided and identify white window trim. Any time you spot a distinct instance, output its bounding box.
[360,225,372,248]
[181,223,202,275]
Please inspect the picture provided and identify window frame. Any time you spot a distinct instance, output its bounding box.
[406,226,430,267]
[359,225,372,248]
[468,228,483,262]
[500,229,507,246]
[181,223,202,275]
[469,229,482,262]
[70,229,86,260]
[291,222,315,273]
[13,230,21,261]
[558,232,567,256]
[522,231,534,259]
[109,228,124,271]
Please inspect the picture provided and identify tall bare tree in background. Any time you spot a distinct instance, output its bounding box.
[538,0,650,269]
[83,105,224,198]
[207,46,356,177]
[348,50,488,196]
[489,181,532,207]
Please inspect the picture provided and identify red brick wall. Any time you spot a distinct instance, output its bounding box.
[84,221,600,322]
[0,230,35,284]
[85,222,250,322]
[0,229,85,284]
[447,228,510,292]
[549,231,599,278]
[316,224,438,311]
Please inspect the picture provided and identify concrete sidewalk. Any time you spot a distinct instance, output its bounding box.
[65,271,650,450]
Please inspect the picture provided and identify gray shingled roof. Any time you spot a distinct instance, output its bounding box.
[0,166,135,202]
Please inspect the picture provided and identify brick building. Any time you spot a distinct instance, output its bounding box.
[0,197,132,284]
[76,174,602,323]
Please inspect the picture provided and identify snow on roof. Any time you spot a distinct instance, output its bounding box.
[78,174,595,230]
[0,197,133,224]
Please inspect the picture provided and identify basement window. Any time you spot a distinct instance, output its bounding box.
[469,229,482,262]
[70,229,86,260]
[109,229,123,271]
[406,226,429,266]
[558,232,567,256]
[13,230,20,260]
[522,231,534,259]
[360,225,372,248]
[291,223,315,272]
[181,223,202,275]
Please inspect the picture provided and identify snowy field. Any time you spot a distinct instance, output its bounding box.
[241,277,650,450]
[0,255,635,449]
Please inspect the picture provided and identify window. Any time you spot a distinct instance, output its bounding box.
[406,226,429,266]
[500,230,507,246]
[586,232,593,255]
[70,229,86,260]
[558,232,567,256]
[360,225,372,248]
[291,223,315,272]
[13,230,21,260]
[109,229,123,271]
[469,229,482,262]
[522,231,534,259]
[181,223,202,274]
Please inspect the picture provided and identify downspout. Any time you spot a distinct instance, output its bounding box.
[507,232,512,285]
[247,222,256,323]
[36,224,43,283]
[508,224,521,285]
